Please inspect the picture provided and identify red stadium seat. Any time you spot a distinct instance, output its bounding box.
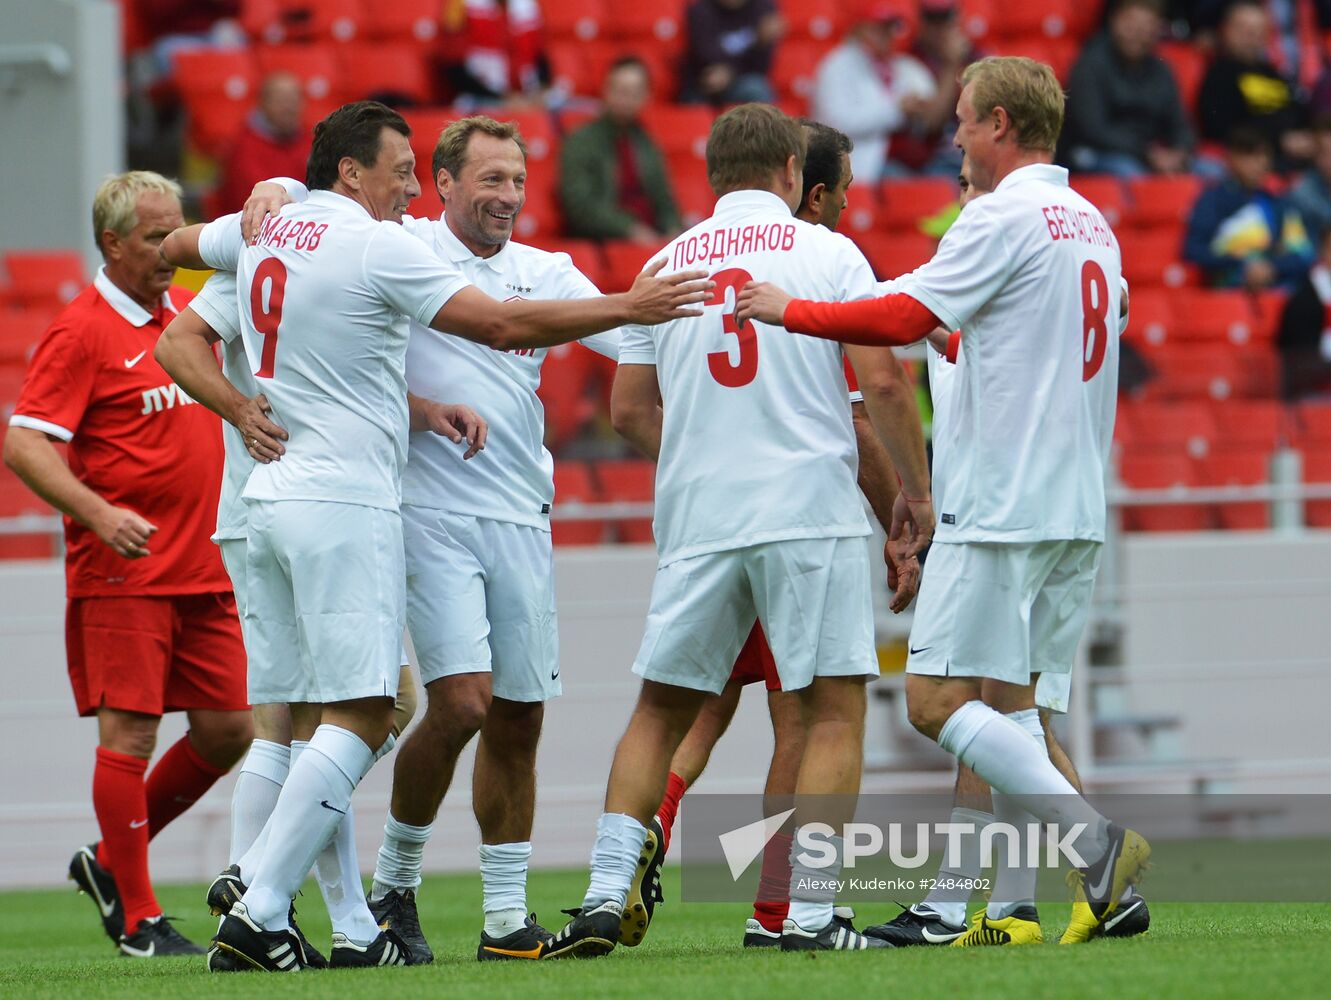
[255,43,340,102]
[499,110,559,162]
[361,0,441,42]
[551,460,606,545]
[1211,399,1289,451]
[1145,346,1246,401]
[1170,290,1259,344]
[170,47,260,153]
[538,343,601,447]
[402,105,458,183]
[1123,288,1175,348]
[1198,448,1271,529]
[771,39,831,109]
[512,186,562,242]
[854,233,937,281]
[641,105,715,160]
[957,0,995,40]
[530,239,606,288]
[1302,448,1331,527]
[2,251,86,308]
[672,170,718,228]
[1119,229,1194,290]
[1127,175,1204,229]
[339,42,431,104]
[780,0,844,41]
[543,0,606,42]
[546,41,598,97]
[1121,400,1217,457]
[1296,400,1331,442]
[602,242,654,293]
[987,0,1070,39]
[595,459,655,543]
[1249,289,1287,342]
[1118,453,1209,531]
[1158,41,1206,118]
[878,178,957,233]
[0,308,54,365]
[606,0,687,52]
[1069,174,1127,228]
[839,180,880,236]
[241,0,362,44]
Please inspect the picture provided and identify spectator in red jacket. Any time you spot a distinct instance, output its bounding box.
[215,72,310,213]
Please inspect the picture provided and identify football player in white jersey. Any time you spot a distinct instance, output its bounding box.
[739,58,1151,944]
[359,116,626,964]
[643,120,926,950]
[155,100,710,972]
[545,104,936,958]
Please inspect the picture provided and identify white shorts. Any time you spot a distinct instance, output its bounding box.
[1035,670,1071,714]
[403,506,559,703]
[244,499,406,705]
[906,540,1101,687]
[219,537,249,620]
[632,536,878,694]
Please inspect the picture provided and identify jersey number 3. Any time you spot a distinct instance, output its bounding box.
[250,258,287,378]
[707,267,758,388]
[1080,260,1109,383]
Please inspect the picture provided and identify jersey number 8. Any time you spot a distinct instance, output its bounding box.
[1080,260,1109,383]
[706,267,758,388]
[249,258,287,378]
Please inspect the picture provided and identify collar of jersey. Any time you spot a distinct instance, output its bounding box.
[94,267,178,328]
[995,163,1068,194]
[433,214,509,272]
[712,189,795,218]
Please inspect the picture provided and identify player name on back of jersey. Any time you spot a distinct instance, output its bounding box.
[255,215,330,251]
[1040,204,1114,249]
[671,221,798,270]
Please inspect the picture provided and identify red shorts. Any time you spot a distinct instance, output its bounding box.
[728,622,782,692]
[66,592,249,717]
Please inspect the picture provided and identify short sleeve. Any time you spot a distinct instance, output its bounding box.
[617,324,656,366]
[188,271,242,343]
[1118,276,1130,336]
[363,223,472,325]
[198,212,245,273]
[895,201,1016,332]
[554,253,622,360]
[9,318,98,441]
[843,353,863,403]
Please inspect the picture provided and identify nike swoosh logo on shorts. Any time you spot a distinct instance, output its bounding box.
[124,350,148,368]
[909,645,932,655]
[320,799,347,815]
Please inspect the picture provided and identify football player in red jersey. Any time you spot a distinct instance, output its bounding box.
[3,172,252,959]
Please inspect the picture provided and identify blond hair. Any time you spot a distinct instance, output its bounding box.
[706,103,807,195]
[91,171,182,256]
[432,116,528,182]
[961,57,1064,153]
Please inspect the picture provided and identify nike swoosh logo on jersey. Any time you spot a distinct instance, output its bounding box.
[80,855,117,918]
[129,818,148,829]
[124,350,148,368]
[320,799,347,815]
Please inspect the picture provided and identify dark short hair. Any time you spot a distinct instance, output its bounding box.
[1110,0,1164,17]
[306,101,411,191]
[1226,125,1271,155]
[432,116,528,185]
[798,119,853,204]
[706,103,807,195]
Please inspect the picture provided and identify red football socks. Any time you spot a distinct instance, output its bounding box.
[92,747,160,932]
[143,734,228,835]
[752,831,794,933]
[656,771,689,854]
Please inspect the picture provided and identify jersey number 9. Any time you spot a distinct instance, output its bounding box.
[249,258,288,379]
[706,267,758,388]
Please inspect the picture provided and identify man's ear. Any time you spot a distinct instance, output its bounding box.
[805,181,827,218]
[992,105,1014,143]
[338,155,360,190]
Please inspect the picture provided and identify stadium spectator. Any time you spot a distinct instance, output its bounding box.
[679,0,783,106]
[1063,0,1193,177]
[1197,0,1312,168]
[1288,118,1331,242]
[812,0,937,181]
[890,0,980,176]
[1,172,251,958]
[1276,225,1331,398]
[1183,127,1315,290]
[443,0,553,110]
[215,72,310,214]
[559,58,682,242]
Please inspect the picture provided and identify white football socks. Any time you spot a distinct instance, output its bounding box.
[987,709,1045,920]
[480,842,532,937]
[229,739,289,866]
[241,725,374,931]
[583,813,648,909]
[371,814,433,902]
[787,832,842,931]
[916,806,993,927]
[938,701,1110,864]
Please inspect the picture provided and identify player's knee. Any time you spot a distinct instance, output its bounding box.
[190,713,255,767]
[906,689,949,741]
[424,679,491,744]
[485,699,543,758]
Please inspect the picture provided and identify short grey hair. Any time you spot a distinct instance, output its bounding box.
[92,171,183,256]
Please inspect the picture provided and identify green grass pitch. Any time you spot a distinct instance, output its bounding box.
[2,867,1329,999]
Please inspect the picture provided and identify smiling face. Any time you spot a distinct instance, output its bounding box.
[101,190,185,308]
[439,132,527,256]
[346,126,420,223]
[953,82,999,193]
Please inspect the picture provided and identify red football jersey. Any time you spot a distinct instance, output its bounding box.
[10,271,230,597]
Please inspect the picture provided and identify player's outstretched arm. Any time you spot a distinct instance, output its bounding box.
[845,343,934,557]
[160,223,208,270]
[155,309,288,463]
[738,281,941,348]
[610,363,663,460]
[430,259,712,351]
[408,394,488,460]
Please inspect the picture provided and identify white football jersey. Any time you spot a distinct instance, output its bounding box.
[398,216,619,527]
[185,265,252,541]
[895,164,1122,543]
[618,189,876,566]
[198,192,471,511]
